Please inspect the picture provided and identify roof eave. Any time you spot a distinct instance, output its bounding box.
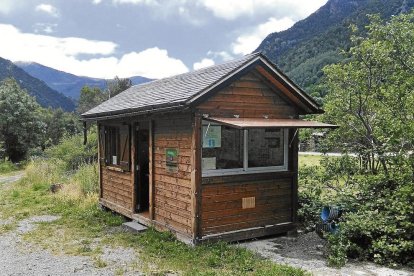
[80,101,189,121]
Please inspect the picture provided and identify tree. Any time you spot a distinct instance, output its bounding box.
[323,12,414,174]
[317,12,414,266]
[40,108,82,149]
[0,78,43,162]
[76,86,107,114]
[106,76,132,98]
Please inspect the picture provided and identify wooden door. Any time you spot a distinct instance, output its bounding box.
[135,128,149,213]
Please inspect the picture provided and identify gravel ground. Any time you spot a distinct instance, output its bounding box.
[0,173,143,276]
[239,232,414,276]
[0,215,143,276]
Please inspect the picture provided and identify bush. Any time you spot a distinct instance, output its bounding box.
[0,160,18,174]
[299,156,414,267]
[45,130,98,171]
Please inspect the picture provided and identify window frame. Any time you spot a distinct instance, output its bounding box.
[201,122,289,177]
[103,124,131,171]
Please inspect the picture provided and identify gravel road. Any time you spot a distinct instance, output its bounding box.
[239,232,414,276]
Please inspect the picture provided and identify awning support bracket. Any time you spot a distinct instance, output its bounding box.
[289,129,298,148]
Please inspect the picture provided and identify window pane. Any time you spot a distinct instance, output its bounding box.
[248,128,284,167]
[202,123,243,170]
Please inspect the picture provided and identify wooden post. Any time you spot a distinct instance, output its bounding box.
[191,115,202,243]
[149,119,155,220]
[291,128,299,224]
[97,123,103,199]
[130,123,136,214]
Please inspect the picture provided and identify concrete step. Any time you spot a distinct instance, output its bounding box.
[122,221,147,233]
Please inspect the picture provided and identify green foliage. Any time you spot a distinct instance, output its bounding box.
[40,108,82,149]
[0,160,18,174]
[0,78,44,162]
[258,0,414,92]
[304,11,414,264]
[76,86,107,114]
[73,162,99,195]
[326,233,350,267]
[106,76,132,98]
[323,11,414,175]
[45,130,98,171]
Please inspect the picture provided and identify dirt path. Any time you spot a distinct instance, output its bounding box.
[0,173,143,276]
[0,171,25,185]
[239,232,414,276]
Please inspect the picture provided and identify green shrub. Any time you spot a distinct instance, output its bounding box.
[73,162,99,195]
[45,130,98,171]
[0,160,17,174]
[299,156,414,267]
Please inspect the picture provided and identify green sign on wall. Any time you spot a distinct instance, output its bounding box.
[166,148,178,172]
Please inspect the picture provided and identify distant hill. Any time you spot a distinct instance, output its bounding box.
[0,57,75,111]
[16,62,152,100]
[257,0,414,98]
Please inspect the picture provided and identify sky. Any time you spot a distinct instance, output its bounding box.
[0,0,328,79]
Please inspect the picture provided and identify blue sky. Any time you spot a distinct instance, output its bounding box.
[0,0,328,79]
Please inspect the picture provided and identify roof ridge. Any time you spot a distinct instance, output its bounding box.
[128,52,262,89]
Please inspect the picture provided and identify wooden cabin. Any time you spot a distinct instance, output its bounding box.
[81,52,335,244]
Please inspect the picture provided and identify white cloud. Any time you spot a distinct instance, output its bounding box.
[35,4,59,17]
[116,48,188,78]
[232,17,295,55]
[92,0,102,4]
[199,0,329,20]
[33,23,58,34]
[207,51,233,61]
[0,0,26,14]
[193,58,215,70]
[112,0,158,4]
[0,24,188,79]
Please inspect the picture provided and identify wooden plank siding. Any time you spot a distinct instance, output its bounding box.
[101,167,133,211]
[196,71,298,118]
[201,178,293,235]
[152,113,194,237]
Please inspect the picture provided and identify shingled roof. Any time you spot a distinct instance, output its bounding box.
[82,52,321,120]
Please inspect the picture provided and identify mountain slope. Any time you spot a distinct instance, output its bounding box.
[0,57,75,111]
[16,62,152,100]
[257,0,414,94]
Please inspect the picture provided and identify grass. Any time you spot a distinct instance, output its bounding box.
[299,154,323,168]
[0,159,309,275]
[0,160,19,174]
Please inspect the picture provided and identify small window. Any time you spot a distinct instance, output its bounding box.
[202,121,288,176]
[104,125,130,171]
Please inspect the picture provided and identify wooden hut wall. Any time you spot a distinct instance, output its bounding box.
[98,122,134,217]
[196,70,299,240]
[196,71,297,118]
[152,113,194,237]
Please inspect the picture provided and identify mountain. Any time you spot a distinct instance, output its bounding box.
[257,0,414,97]
[0,57,75,111]
[16,62,152,100]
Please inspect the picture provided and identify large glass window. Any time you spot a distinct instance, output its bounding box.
[248,128,284,167]
[202,121,288,176]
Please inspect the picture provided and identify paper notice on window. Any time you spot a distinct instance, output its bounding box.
[202,125,221,148]
[202,157,216,170]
